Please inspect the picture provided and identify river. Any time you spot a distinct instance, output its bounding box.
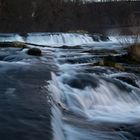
[0,33,140,140]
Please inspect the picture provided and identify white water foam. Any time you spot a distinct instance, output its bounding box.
[49,72,140,123]
[43,34,140,140]
[0,33,139,48]
[51,105,65,140]
[48,71,140,140]
[1,33,138,48]
[26,33,95,46]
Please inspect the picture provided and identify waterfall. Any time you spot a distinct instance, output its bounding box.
[0,33,140,140]
[0,33,138,48]
[26,33,95,46]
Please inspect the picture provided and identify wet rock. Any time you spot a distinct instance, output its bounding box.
[95,59,125,71]
[128,44,140,62]
[93,52,139,71]
[100,34,109,41]
[104,54,128,63]
[116,76,139,88]
[114,63,125,71]
[118,124,140,138]
[110,73,139,88]
[125,66,140,74]
[13,42,27,48]
[91,51,140,74]
[60,45,81,49]
[19,32,28,37]
[91,35,100,42]
[19,32,28,40]
[0,41,27,48]
[91,34,109,42]
[27,48,42,56]
[83,49,119,55]
[66,56,94,64]
[85,66,118,75]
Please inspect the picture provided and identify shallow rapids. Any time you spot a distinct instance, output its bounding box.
[46,38,140,140]
[0,33,140,140]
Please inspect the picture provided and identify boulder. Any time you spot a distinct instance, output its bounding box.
[27,48,42,56]
[100,34,109,41]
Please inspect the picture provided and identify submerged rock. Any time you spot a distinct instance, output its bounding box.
[64,74,99,89]
[27,48,42,56]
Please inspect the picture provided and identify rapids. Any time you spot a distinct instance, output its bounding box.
[0,33,117,46]
[0,33,140,140]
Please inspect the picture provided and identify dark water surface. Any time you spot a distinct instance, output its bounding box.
[0,48,54,140]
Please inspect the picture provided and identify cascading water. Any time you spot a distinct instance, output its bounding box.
[0,33,140,140]
[46,39,140,140]
[26,33,95,46]
[49,73,140,122]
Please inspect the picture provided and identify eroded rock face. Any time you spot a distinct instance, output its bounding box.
[27,48,42,56]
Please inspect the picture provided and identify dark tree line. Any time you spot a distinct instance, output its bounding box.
[0,0,139,33]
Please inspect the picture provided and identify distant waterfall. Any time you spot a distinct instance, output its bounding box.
[26,33,95,46]
[0,33,138,48]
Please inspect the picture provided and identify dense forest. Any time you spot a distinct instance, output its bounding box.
[0,0,139,34]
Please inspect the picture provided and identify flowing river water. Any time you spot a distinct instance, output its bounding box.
[0,33,140,140]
